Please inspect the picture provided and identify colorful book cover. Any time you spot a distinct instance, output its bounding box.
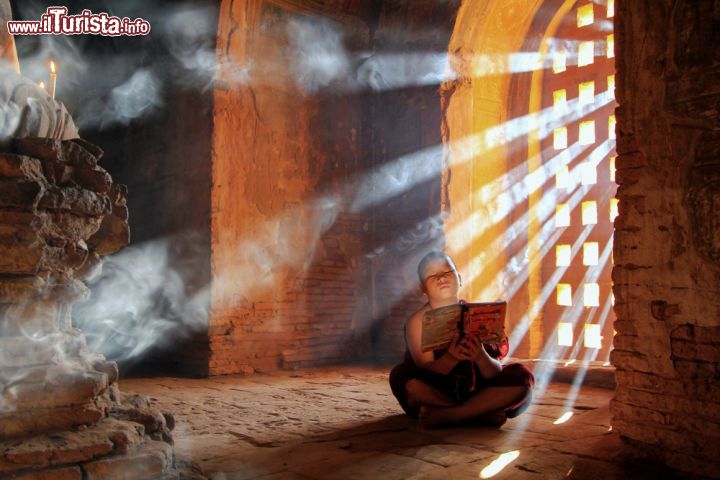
[421,302,507,352]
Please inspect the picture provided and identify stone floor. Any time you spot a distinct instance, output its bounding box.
[121,365,689,480]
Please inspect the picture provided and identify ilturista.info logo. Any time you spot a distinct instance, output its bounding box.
[7,6,151,36]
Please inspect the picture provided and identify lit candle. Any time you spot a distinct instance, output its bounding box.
[49,61,56,99]
[38,81,46,90]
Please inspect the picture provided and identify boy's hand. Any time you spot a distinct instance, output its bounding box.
[467,334,484,360]
[447,332,475,361]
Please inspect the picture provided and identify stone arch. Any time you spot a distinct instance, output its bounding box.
[442,0,574,357]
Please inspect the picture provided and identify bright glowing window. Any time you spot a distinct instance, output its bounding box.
[610,156,616,181]
[558,322,573,346]
[553,50,567,73]
[583,242,599,265]
[584,324,602,348]
[607,74,615,98]
[607,34,615,58]
[577,4,594,27]
[582,200,597,225]
[557,284,572,306]
[579,81,595,105]
[556,204,571,227]
[554,127,568,150]
[578,41,595,67]
[556,244,572,267]
[580,162,597,185]
[608,0,615,18]
[609,115,616,139]
[610,198,619,221]
[584,283,600,307]
[556,165,571,189]
[553,89,567,112]
[579,120,596,145]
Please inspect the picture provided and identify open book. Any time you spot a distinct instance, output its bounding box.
[421,301,507,352]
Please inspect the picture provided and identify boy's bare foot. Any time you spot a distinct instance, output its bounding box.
[419,405,456,428]
[419,406,508,428]
[472,410,508,427]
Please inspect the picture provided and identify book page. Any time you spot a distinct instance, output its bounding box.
[421,304,462,352]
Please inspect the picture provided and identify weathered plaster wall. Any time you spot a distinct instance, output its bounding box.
[611,1,720,477]
[210,0,370,374]
[443,0,544,358]
[366,0,463,358]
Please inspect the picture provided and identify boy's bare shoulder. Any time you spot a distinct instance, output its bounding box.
[407,303,431,327]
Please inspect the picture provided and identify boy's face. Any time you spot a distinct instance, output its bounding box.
[420,259,460,303]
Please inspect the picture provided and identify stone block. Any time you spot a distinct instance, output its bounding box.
[671,338,720,362]
[13,138,99,169]
[0,331,84,369]
[39,211,103,244]
[37,187,111,217]
[0,403,104,441]
[0,154,43,179]
[0,180,44,208]
[111,405,168,439]
[0,277,46,304]
[616,151,647,169]
[81,440,172,480]
[86,214,129,257]
[73,166,112,194]
[0,245,45,274]
[6,466,82,480]
[672,359,718,380]
[2,367,108,411]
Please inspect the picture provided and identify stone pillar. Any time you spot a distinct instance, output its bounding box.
[612,1,720,478]
[0,138,201,479]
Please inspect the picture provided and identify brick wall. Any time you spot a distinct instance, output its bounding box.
[611,1,720,477]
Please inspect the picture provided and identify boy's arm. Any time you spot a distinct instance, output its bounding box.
[406,309,461,375]
[469,335,502,379]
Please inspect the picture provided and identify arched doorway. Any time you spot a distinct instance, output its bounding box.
[443,0,617,362]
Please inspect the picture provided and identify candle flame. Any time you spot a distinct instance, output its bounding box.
[50,61,56,73]
[38,81,45,89]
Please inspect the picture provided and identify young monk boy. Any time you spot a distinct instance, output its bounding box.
[389,251,534,427]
